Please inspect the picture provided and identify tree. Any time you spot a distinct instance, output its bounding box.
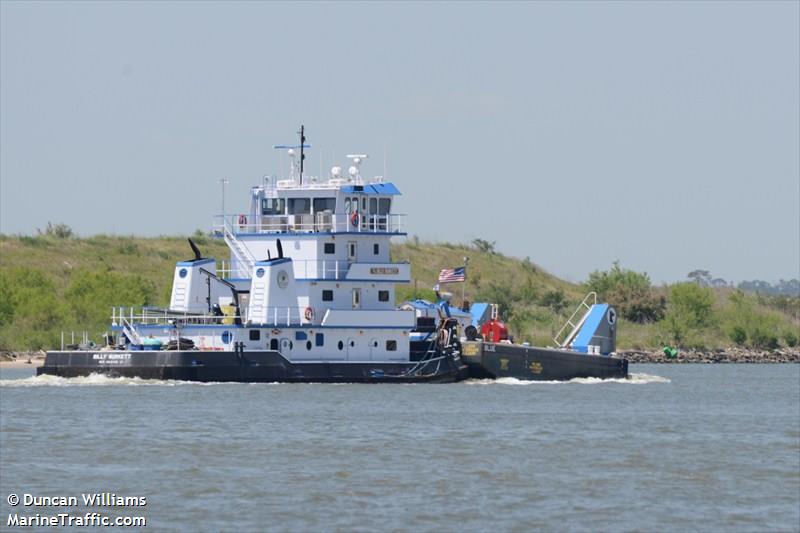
[586,262,665,323]
[687,269,712,287]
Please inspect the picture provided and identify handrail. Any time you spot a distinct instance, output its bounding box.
[553,292,597,348]
[212,213,406,235]
[216,259,351,280]
[112,306,248,327]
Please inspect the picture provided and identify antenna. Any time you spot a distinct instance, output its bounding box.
[273,137,311,184]
[298,125,306,186]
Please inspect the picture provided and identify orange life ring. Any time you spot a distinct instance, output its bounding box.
[238,214,248,229]
[350,211,359,227]
[304,307,314,321]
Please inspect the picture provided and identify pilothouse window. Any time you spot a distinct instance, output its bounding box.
[261,198,285,215]
[313,198,336,213]
[287,198,311,215]
[378,198,391,215]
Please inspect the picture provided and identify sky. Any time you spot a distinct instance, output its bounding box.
[1,1,798,284]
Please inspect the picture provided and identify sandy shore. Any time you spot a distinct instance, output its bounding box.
[0,358,44,368]
[1,352,45,368]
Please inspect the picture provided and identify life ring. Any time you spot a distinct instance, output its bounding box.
[304,307,314,321]
[350,211,359,227]
[238,214,248,230]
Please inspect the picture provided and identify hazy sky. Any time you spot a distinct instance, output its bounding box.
[1,1,798,284]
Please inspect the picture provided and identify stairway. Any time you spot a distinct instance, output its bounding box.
[553,292,597,348]
[120,317,143,345]
[223,223,256,278]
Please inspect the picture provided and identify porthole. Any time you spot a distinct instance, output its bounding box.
[350,340,355,347]
[306,341,312,350]
[179,268,188,278]
[338,341,344,350]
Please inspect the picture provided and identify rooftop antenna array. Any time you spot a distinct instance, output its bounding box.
[273,125,311,185]
[346,154,368,184]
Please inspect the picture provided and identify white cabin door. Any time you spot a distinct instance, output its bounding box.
[369,338,379,360]
[352,288,361,309]
[346,338,357,360]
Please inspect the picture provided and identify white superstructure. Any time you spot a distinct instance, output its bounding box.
[117,136,416,363]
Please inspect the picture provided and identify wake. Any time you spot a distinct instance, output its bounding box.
[464,372,670,386]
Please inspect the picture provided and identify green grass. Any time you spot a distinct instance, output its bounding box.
[0,233,797,351]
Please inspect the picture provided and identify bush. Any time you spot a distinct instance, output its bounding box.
[784,331,798,347]
[586,262,665,323]
[540,289,566,314]
[472,238,496,254]
[750,328,779,350]
[669,283,715,326]
[39,222,74,239]
[725,291,783,349]
[0,267,71,350]
[65,268,155,325]
[730,326,747,346]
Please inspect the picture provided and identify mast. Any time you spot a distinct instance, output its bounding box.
[298,125,306,185]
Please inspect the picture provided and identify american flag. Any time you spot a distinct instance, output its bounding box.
[438,266,466,283]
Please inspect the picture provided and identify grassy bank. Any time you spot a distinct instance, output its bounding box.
[0,233,797,351]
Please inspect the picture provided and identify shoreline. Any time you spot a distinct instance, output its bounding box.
[0,357,44,368]
[618,348,799,364]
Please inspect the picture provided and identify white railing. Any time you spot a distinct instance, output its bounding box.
[111,305,316,328]
[212,213,406,235]
[250,306,311,327]
[111,306,249,327]
[216,259,351,280]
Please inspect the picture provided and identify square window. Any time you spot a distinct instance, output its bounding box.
[295,331,308,341]
[373,243,379,255]
[324,242,335,254]
[316,333,324,347]
[322,290,333,301]
[386,340,397,351]
[378,290,390,302]
[249,330,260,341]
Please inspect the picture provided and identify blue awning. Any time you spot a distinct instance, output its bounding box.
[340,182,401,195]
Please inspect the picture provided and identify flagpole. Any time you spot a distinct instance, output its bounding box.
[462,256,469,308]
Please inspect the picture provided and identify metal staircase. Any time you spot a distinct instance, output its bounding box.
[120,317,143,345]
[553,292,597,348]
[223,222,256,277]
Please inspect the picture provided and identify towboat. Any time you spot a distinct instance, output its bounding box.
[38,127,627,383]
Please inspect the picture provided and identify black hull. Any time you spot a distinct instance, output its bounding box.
[37,349,468,383]
[461,341,628,380]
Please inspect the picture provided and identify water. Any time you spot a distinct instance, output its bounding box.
[1,365,798,532]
